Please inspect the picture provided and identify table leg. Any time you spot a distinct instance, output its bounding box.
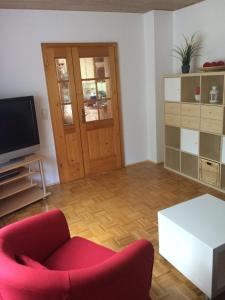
[38,160,47,198]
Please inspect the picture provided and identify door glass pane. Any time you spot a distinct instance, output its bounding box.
[80,58,94,79]
[55,58,69,80]
[58,82,71,104]
[97,79,111,99]
[80,57,110,79]
[95,57,110,78]
[84,104,99,122]
[80,57,112,123]
[62,104,73,125]
[55,58,74,126]
[82,80,96,100]
[99,100,112,120]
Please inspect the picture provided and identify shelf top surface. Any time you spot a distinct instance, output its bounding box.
[158,194,225,249]
[165,101,224,106]
[0,154,43,174]
[164,71,225,78]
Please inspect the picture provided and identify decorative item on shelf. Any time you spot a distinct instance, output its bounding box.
[209,86,219,104]
[194,86,201,102]
[199,61,225,72]
[172,33,201,74]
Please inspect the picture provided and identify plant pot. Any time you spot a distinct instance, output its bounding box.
[182,65,190,73]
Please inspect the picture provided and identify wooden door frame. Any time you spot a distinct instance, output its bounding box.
[41,42,125,169]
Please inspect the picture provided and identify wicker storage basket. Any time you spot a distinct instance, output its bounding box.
[200,158,220,187]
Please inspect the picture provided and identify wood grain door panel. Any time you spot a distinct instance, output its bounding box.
[42,46,84,182]
[72,45,122,176]
[87,127,115,159]
[42,43,123,181]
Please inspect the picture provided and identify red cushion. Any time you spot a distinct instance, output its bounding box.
[44,236,116,270]
[16,254,47,270]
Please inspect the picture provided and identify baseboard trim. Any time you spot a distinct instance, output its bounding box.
[125,160,163,167]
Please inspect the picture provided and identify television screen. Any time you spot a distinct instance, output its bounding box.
[0,96,40,157]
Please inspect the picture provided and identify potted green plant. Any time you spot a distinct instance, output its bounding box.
[173,33,201,73]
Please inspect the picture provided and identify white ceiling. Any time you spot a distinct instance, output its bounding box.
[0,0,205,13]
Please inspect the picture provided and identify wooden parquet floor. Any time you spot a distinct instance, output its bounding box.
[1,162,225,300]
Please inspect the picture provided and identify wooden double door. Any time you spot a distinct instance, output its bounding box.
[42,43,123,183]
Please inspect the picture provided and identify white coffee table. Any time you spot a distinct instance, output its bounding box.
[158,194,225,299]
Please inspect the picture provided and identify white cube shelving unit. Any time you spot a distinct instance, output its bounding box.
[164,72,225,193]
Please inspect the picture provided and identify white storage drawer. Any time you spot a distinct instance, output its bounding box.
[165,77,181,102]
[181,128,199,155]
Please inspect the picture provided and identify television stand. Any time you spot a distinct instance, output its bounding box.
[0,154,51,218]
[0,155,31,167]
[0,169,20,181]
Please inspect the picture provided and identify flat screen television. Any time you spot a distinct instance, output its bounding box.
[0,96,40,163]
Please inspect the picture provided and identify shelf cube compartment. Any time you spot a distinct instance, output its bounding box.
[181,152,198,179]
[200,132,221,162]
[221,165,225,189]
[201,75,224,104]
[165,147,180,172]
[199,158,220,187]
[181,128,199,155]
[164,77,181,102]
[222,137,225,163]
[181,76,201,103]
[164,103,181,127]
[223,108,225,135]
[165,126,180,149]
[200,105,223,135]
[181,103,200,130]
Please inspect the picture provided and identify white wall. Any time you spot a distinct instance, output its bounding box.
[143,0,225,164]
[173,0,225,73]
[144,11,173,162]
[143,12,157,162]
[1,0,217,183]
[154,11,173,162]
[0,9,147,184]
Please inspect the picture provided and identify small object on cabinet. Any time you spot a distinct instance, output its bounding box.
[209,86,219,104]
[194,86,200,102]
[203,61,225,67]
[200,61,225,72]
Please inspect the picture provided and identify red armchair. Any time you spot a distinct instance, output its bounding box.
[0,209,154,300]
